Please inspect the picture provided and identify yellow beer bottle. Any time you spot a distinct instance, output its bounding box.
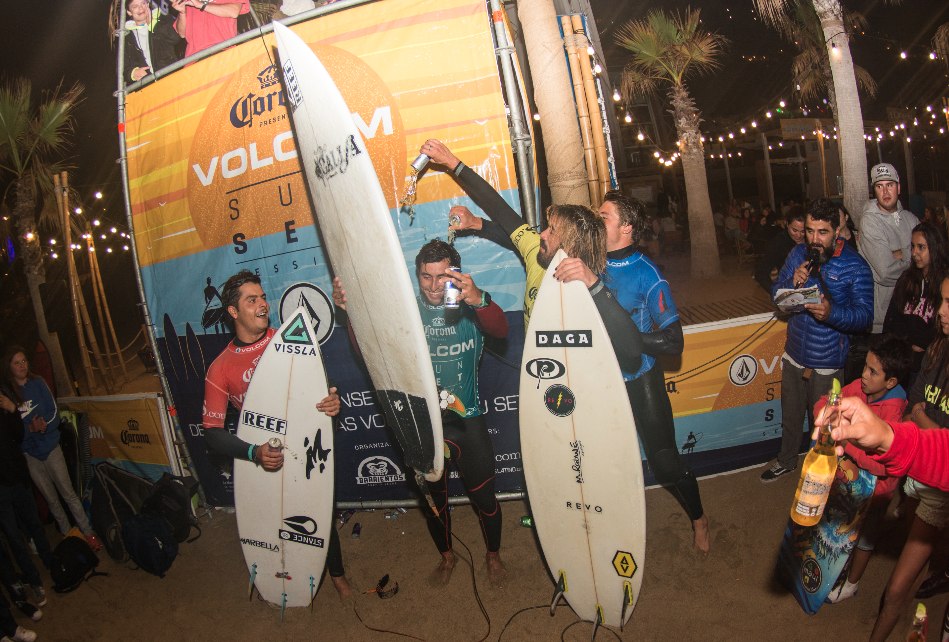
[790,378,840,526]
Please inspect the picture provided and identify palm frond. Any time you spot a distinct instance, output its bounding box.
[755,0,796,30]
[935,23,949,60]
[853,64,878,98]
[0,79,32,176]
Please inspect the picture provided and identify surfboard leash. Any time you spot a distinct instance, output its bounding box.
[352,602,426,641]
[559,619,623,641]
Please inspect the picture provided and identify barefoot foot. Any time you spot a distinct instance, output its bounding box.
[428,551,456,588]
[486,551,508,589]
[331,575,353,602]
[693,514,710,557]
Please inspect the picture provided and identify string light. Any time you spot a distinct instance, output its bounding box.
[533,113,539,121]
[637,129,644,141]
[74,207,82,214]
[94,191,103,199]
[593,63,602,74]
[901,51,907,59]
[586,45,595,56]
[613,88,621,101]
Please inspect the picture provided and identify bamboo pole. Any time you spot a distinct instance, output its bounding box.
[62,174,113,395]
[560,15,599,206]
[85,222,117,388]
[88,227,129,384]
[54,174,95,394]
[570,15,610,202]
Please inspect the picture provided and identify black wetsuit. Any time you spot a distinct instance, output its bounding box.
[449,161,702,521]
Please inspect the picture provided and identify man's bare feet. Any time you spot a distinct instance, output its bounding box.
[486,551,508,588]
[428,551,457,587]
[693,514,710,556]
[331,574,352,602]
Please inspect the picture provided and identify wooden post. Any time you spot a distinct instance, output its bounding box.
[570,14,610,201]
[560,15,599,206]
[54,173,95,394]
[85,222,117,388]
[721,143,733,202]
[62,173,113,395]
[88,223,129,384]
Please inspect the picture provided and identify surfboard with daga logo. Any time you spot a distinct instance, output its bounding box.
[519,250,647,630]
[234,306,334,608]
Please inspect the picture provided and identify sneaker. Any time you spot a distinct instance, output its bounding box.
[760,462,794,483]
[1,626,37,642]
[825,579,858,603]
[29,586,45,608]
[14,601,41,622]
[916,570,949,599]
[85,534,102,552]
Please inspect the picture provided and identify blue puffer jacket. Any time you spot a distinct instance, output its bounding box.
[772,240,874,369]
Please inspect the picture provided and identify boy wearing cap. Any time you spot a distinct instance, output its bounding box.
[860,163,919,333]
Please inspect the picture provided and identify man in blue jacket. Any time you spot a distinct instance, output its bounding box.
[761,198,874,482]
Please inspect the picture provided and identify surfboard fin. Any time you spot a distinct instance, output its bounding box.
[280,593,287,622]
[591,605,604,641]
[248,563,257,601]
[415,471,440,518]
[620,581,633,632]
[550,571,567,616]
[310,575,315,611]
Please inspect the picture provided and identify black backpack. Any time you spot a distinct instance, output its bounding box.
[122,512,179,578]
[50,536,107,593]
[140,473,201,544]
[91,463,155,563]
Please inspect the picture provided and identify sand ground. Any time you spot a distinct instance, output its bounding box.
[34,249,946,641]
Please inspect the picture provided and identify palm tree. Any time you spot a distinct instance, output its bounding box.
[616,8,727,279]
[757,0,868,227]
[781,1,877,126]
[0,79,83,396]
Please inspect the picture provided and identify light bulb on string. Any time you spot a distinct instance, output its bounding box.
[766,111,772,118]
[593,63,602,74]
[586,45,594,56]
[779,100,786,108]
[931,52,937,60]
[900,51,907,59]
[533,113,539,121]
[751,120,757,127]
[624,112,632,123]
[613,88,621,101]
[94,191,102,199]
[637,129,644,141]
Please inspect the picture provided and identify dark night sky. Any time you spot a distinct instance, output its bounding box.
[2,0,949,225]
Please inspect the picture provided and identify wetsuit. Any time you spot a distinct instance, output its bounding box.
[417,293,509,553]
[447,159,701,517]
[605,246,704,520]
[202,327,345,577]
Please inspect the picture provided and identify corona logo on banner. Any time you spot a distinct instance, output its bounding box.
[188,45,406,252]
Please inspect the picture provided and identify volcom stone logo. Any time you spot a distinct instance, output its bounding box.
[313,135,362,183]
[278,283,335,344]
[356,456,405,485]
[728,354,758,387]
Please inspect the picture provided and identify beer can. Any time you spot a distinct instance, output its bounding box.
[410,153,430,173]
[267,437,282,451]
[445,267,461,309]
[351,522,361,539]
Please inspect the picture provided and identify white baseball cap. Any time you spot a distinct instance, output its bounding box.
[870,163,900,186]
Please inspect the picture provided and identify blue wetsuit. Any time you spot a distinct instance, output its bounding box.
[604,247,704,520]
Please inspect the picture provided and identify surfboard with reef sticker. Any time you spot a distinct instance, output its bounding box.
[518,249,647,633]
[272,21,443,485]
[233,306,334,609]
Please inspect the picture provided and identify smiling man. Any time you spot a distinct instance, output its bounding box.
[860,163,919,333]
[762,198,874,483]
[202,269,351,598]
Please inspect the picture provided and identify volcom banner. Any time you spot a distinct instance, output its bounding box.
[124,0,532,505]
[123,0,794,506]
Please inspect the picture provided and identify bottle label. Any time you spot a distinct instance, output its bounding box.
[794,471,834,517]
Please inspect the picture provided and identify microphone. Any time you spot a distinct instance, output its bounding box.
[796,247,823,288]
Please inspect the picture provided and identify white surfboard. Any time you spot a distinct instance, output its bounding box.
[519,250,647,629]
[234,307,334,608]
[272,21,443,482]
